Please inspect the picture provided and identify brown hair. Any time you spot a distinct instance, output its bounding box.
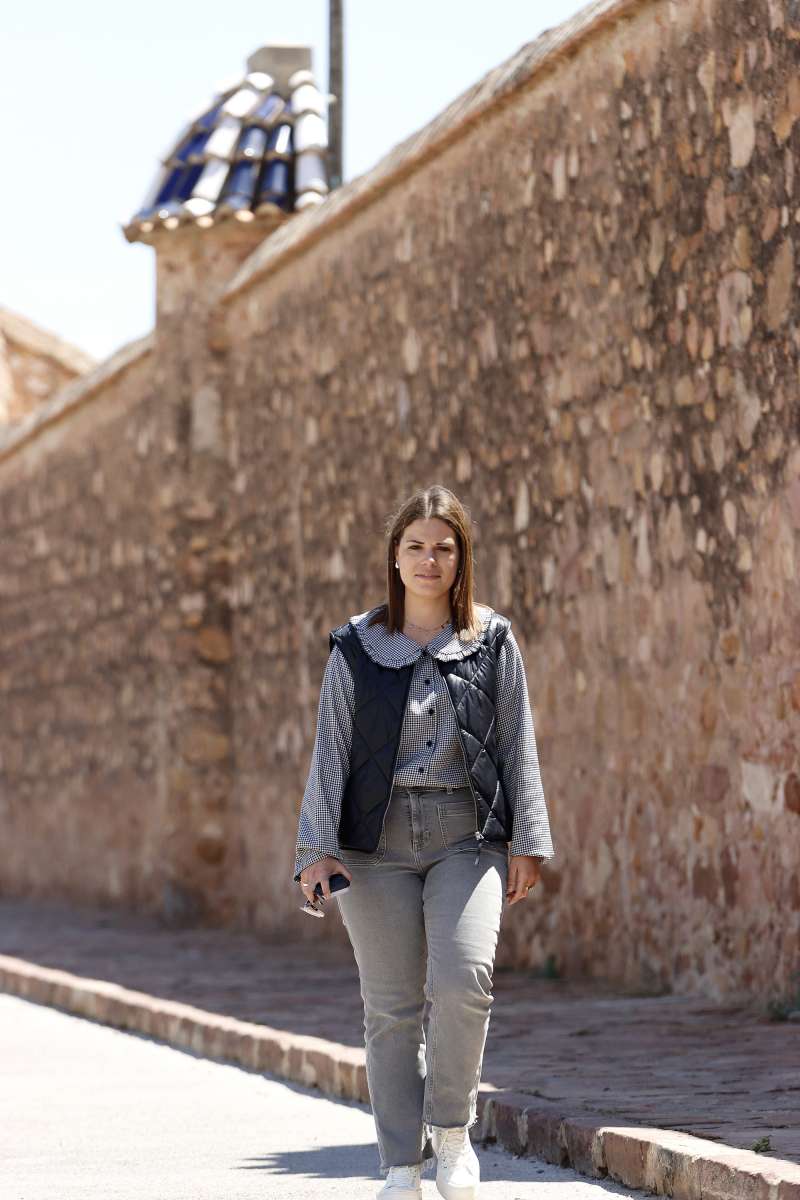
[367,485,484,640]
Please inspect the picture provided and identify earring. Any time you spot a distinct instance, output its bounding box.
[395,562,399,568]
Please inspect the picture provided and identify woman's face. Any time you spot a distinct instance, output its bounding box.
[395,517,460,604]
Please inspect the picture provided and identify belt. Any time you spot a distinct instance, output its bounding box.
[394,784,470,794]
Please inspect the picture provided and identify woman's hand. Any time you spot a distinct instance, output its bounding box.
[506,854,543,905]
[299,856,353,902]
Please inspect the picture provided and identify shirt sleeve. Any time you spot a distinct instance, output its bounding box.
[495,628,555,860]
[292,644,354,882]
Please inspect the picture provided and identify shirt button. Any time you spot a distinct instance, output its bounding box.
[424,679,431,686]
[418,766,425,773]
[427,740,433,747]
[428,709,434,716]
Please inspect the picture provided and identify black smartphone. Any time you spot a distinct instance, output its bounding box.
[313,872,351,899]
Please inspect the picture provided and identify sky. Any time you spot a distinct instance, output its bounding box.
[0,1,586,362]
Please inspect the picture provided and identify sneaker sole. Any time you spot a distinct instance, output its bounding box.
[435,1180,479,1200]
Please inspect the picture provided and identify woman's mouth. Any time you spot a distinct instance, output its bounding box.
[416,575,440,579]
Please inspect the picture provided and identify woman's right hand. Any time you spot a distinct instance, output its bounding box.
[299,856,353,902]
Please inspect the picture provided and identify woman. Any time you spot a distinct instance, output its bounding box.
[293,485,555,1200]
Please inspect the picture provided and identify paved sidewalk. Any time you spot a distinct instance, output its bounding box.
[5,992,641,1200]
[1,895,798,1176]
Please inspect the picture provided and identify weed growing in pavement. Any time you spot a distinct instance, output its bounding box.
[766,968,800,1021]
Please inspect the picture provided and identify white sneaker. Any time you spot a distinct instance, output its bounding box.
[376,1162,423,1199]
[430,1125,480,1199]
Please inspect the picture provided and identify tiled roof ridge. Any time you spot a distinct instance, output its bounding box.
[0,306,95,375]
[123,57,330,242]
[222,0,640,302]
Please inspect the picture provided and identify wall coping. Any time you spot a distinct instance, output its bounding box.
[0,332,154,466]
[222,0,641,303]
[0,305,96,375]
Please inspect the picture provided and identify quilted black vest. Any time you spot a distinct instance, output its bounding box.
[329,611,513,852]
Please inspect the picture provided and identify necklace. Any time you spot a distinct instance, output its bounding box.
[404,617,450,632]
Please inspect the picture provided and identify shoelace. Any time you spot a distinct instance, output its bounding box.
[436,1127,472,1171]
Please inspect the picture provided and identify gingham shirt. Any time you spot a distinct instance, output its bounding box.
[292,603,555,881]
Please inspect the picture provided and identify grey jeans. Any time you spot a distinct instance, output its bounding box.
[335,784,509,1174]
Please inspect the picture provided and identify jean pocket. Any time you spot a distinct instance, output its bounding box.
[437,795,478,849]
[338,824,388,867]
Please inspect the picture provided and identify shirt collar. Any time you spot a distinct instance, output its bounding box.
[349,603,494,668]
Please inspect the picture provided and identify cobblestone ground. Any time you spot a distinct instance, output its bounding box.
[1,897,797,1165]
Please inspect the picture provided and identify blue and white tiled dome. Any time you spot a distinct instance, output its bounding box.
[123,45,330,243]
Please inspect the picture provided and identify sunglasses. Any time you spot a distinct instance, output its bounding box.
[300,872,351,918]
[301,895,325,918]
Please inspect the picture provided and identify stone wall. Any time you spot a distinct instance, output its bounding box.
[1,0,798,1002]
[219,0,800,999]
[0,341,169,908]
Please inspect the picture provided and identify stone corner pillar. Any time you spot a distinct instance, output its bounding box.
[146,217,280,926]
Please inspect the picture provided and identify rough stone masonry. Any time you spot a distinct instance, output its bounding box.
[0,0,798,1004]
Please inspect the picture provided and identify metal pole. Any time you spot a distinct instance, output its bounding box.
[328,0,344,189]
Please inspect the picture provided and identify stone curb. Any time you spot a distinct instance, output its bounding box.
[0,954,368,1103]
[476,1091,800,1200]
[3,954,800,1199]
